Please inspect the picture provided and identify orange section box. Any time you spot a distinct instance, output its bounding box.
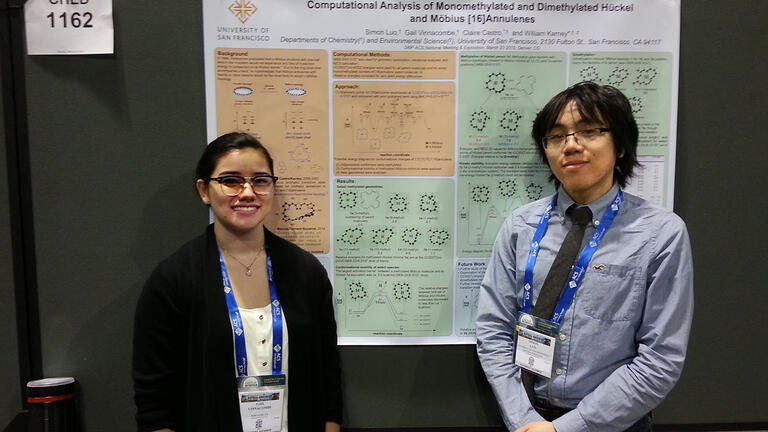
[333,81,455,177]
[333,51,455,80]
[215,48,330,253]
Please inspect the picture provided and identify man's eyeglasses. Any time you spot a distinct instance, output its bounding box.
[204,175,278,196]
[541,127,611,150]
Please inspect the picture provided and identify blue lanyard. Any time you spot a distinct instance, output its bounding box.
[522,190,623,325]
[219,245,284,377]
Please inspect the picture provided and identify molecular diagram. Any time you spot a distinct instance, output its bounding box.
[579,66,600,82]
[428,228,451,246]
[281,202,315,222]
[511,75,536,95]
[419,193,439,213]
[499,109,523,132]
[633,68,658,86]
[471,185,491,203]
[288,143,311,162]
[526,183,544,200]
[338,227,364,245]
[360,190,381,209]
[392,282,412,301]
[469,110,490,132]
[349,281,368,301]
[629,96,644,115]
[401,227,421,245]
[389,194,408,212]
[485,72,506,93]
[607,66,629,86]
[371,227,395,245]
[498,179,517,198]
[338,191,358,209]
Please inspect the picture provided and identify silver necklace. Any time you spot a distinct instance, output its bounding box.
[224,247,264,277]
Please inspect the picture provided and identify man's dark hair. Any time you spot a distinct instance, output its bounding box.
[531,81,639,188]
[195,132,274,181]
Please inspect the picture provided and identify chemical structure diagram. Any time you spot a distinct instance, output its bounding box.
[419,193,439,213]
[288,143,311,163]
[337,190,359,209]
[633,67,659,86]
[336,225,451,248]
[280,201,316,223]
[342,279,412,330]
[458,285,480,331]
[467,73,535,134]
[499,109,523,133]
[606,66,630,86]
[427,228,450,246]
[337,189,382,211]
[233,111,257,132]
[469,110,491,132]
[461,179,546,246]
[401,227,421,245]
[370,227,395,245]
[231,110,319,134]
[284,111,306,132]
[344,98,433,152]
[388,193,408,213]
[579,66,600,83]
[336,187,451,249]
[392,282,412,302]
[629,96,644,115]
[577,65,661,88]
[337,226,364,245]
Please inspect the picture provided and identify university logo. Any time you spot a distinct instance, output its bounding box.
[228,0,257,23]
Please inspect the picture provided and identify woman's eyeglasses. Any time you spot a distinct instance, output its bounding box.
[204,175,278,196]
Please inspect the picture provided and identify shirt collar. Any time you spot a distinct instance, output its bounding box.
[555,183,620,223]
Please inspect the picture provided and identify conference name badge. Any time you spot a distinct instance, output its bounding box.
[237,375,286,432]
[514,313,559,378]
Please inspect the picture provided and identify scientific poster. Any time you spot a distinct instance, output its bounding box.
[203,0,681,344]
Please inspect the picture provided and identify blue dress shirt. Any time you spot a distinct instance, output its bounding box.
[476,184,694,432]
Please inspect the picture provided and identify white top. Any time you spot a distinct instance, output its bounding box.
[240,304,289,432]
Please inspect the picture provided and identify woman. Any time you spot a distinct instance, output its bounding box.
[133,132,342,432]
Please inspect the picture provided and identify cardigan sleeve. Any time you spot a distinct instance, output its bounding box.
[132,263,187,432]
[320,272,343,423]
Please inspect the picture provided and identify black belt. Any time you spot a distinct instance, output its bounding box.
[533,399,571,421]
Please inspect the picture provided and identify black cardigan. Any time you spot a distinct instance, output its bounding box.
[133,225,342,431]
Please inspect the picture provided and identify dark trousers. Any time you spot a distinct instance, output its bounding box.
[533,400,653,432]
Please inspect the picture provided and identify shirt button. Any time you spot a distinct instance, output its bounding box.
[259,315,264,320]
[559,334,566,341]
[555,368,563,375]
[262,361,267,366]
[261,339,266,344]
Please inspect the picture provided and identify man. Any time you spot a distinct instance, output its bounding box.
[476,82,693,432]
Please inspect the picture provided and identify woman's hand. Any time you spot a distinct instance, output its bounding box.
[325,421,341,432]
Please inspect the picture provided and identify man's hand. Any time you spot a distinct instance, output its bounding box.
[514,421,556,432]
[325,421,341,432]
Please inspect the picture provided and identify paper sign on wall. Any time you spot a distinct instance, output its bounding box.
[24,0,114,55]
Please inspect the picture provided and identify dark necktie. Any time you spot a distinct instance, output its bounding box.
[522,204,593,416]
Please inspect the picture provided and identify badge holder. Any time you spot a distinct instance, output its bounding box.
[514,313,559,378]
[237,374,286,432]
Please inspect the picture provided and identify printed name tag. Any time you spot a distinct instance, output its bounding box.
[238,375,285,432]
[514,313,558,378]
